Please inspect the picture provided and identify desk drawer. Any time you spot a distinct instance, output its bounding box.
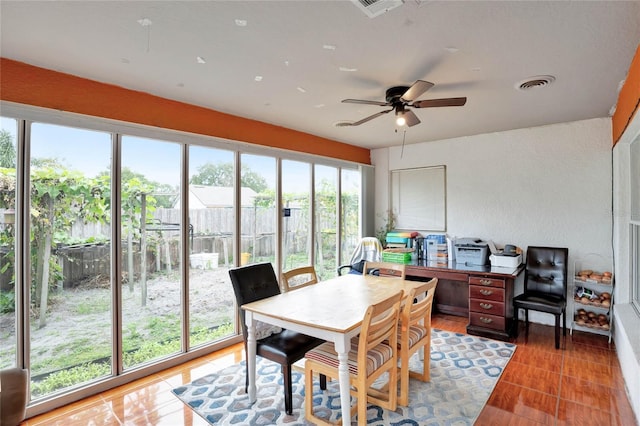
[469,312,505,331]
[469,276,505,288]
[469,285,505,302]
[469,298,504,316]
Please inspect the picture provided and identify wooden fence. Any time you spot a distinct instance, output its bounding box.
[0,207,349,290]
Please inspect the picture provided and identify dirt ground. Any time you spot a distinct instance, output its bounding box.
[0,267,235,371]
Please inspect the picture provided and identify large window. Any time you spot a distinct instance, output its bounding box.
[631,137,640,314]
[315,165,338,280]
[29,122,113,397]
[0,107,365,413]
[632,223,639,313]
[341,168,361,266]
[188,146,236,347]
[281,160,311,272]
[240,154,277,267]
[120,135,182,370]
[0,117,18,370]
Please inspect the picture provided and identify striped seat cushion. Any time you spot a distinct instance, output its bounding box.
[399,324,428,348]
[305,339,394,377]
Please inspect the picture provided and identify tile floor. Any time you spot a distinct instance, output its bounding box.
[22,313,637,425]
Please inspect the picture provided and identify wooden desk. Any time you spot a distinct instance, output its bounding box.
[406,261,524,341]
[241,274,422,423]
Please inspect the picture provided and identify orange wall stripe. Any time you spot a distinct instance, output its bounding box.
[0,58,371,164]
[613,43,640,145]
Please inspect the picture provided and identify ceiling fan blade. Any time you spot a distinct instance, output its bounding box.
[346,109,394,126]
[412,97,467,108]
[404,110,421,127]
[400,80,434,103]
[341,99,390,107]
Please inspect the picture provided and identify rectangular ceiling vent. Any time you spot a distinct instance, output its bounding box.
[351,0,404,18]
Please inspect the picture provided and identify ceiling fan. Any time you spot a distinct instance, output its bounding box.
[340,80,467,127]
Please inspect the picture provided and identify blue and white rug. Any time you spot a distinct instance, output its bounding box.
[172,329,516,425]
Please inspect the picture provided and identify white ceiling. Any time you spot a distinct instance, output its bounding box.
[1,1,639,150]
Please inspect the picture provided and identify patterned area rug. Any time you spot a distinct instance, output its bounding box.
[172,329,516,425]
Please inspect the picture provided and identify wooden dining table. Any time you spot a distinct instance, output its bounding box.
[241,273,424,422]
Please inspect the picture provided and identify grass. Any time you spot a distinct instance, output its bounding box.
[6,249,330,398]
[74,299,110,315]
[30,319,233,397]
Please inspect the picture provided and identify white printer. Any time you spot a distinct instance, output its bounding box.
[454,238,490,265]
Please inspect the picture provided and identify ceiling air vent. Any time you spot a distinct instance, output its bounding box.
[350,0,404,18]
[515,75,556,91]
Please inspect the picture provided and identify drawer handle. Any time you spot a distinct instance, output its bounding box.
[479,317,493,324]
[479,279,492,286]
[480,302,493,310]
[479,289,493,296]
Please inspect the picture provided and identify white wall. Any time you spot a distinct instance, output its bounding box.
[373,116,640,422]
[372,118,615,324]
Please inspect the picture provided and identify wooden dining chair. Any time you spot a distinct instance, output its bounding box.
[362,261,406,279]
[281,265,318,292]
[397,278,438,406]
[304,290,404,426]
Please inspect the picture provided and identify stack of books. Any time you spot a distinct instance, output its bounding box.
[385,231,419,248]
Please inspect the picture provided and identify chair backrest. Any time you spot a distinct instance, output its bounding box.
[228,262,281,339]
[400,278,438,332]
[281,265,318,292]
[363,261,406,279]
[524,246,569,299]
[358,290,404,366]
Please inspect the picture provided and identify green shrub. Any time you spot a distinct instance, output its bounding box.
[31,320,235,396]
[31,361,111,397]
[0,290,14,313]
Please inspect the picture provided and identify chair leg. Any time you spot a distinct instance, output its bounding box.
[305,361,315,424]
[320,373,327,390]
[399,349,410,406]
[304,361,336,426]
[357,384,368,426]
[524,309,529,340]
[555,314,561,350]
[563,309,567,336]
[513,307,519,338]
[282,364,293,415]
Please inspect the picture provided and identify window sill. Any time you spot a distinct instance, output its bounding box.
[614,303,640,421]
[616,303,640,360]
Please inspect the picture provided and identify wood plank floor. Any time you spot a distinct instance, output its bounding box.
[24,313,637,425]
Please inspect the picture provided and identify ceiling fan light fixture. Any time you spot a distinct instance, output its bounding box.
[341,80,465,128]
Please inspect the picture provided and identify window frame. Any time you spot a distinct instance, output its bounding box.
[632,222,640,314]
[630,135,640,314]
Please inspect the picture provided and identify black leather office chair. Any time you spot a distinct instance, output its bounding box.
[513,246,569,349]
[228,262,325,415]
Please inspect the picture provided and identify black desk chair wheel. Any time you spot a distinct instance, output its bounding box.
[513,246,569,349]
[229,262,325,415]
